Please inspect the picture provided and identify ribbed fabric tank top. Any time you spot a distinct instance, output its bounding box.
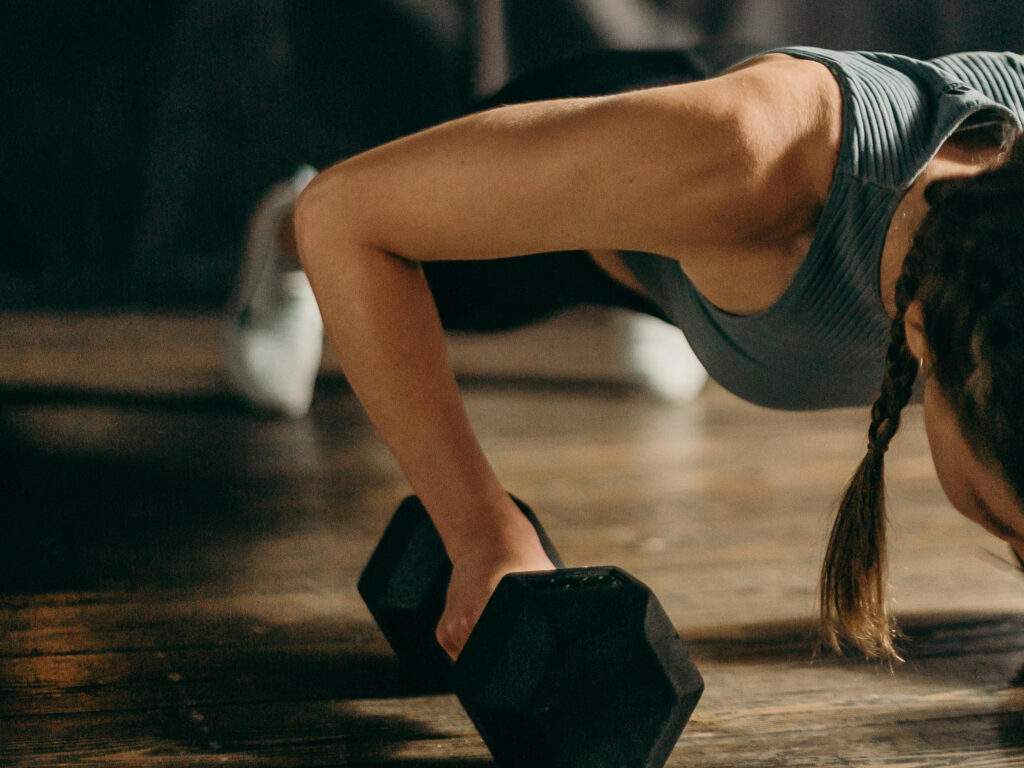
[621,47,1024,410]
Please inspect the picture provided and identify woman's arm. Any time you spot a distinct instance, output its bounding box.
[300,55,835,260]
[294,54,840,655]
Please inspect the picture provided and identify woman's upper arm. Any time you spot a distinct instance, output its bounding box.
[296,55,840,263]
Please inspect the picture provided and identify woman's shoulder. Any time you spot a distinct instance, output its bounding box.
[757,47,1023,187]
[637,55,844,313]
[681,51,844,210]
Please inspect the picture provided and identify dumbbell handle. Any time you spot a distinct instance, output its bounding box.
[358,493,563,690]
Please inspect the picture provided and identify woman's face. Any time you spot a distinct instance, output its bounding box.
[906,301,1024,561]
[922,368,1024,562]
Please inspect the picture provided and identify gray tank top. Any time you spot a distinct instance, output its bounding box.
[621,47,1024,410]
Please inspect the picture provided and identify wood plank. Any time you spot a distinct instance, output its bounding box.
[2,311,1024,766]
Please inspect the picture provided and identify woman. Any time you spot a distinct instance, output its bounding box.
[288,47,1024,661]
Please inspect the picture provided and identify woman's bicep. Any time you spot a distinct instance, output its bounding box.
[297,59,834,263]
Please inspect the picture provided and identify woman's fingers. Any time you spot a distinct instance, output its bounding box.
[436,608,471,660]
[435,522,558,661]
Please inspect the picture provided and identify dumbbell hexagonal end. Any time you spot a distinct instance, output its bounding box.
[452,567,703,768]
[357,496,454,692]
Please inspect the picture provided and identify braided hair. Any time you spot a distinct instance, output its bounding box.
[820,134,1024,660]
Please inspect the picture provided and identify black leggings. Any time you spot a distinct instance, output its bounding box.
[420,49,708,333]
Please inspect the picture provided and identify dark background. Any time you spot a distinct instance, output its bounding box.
[4,0,1023,310]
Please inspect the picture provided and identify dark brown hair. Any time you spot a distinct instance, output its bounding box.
[820,133,1024,660]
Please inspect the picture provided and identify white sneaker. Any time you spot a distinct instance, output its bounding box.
[625,314,708,401]
[224,165,323,418]
[445,308,707,401]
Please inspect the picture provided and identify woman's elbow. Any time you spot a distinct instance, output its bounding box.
[293,166,363,270]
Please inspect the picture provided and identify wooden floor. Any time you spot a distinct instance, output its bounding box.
[2,311,1024,766]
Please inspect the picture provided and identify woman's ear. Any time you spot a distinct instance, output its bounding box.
[904,300,931,369]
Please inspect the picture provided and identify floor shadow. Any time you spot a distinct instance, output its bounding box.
[2,468,224,593]
[0,382,251,413]
[453,373,644,399]
[97,613,491,765]
[321,369,644,400]
[195,705,492,766]
[997,692,1024,749]
[684,614,1024,663]
[899,612,1024,662]
[0,429,287,592]
[685,612,1024,686]
[0,395,379,594]
[154,617,445,701]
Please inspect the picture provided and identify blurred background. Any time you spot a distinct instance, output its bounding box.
[3,0,1023,311]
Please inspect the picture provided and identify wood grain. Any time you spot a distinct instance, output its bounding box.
[2,311,1022,766]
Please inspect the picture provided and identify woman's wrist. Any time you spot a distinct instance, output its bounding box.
[440,492,544,566]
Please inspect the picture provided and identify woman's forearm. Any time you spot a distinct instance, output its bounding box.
[294,188,523,561]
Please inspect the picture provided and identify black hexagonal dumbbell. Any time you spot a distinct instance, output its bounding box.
[358,494,565,692]
[358,495,704,768]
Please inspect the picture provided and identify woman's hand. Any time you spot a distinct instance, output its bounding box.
[436,517,557,660]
